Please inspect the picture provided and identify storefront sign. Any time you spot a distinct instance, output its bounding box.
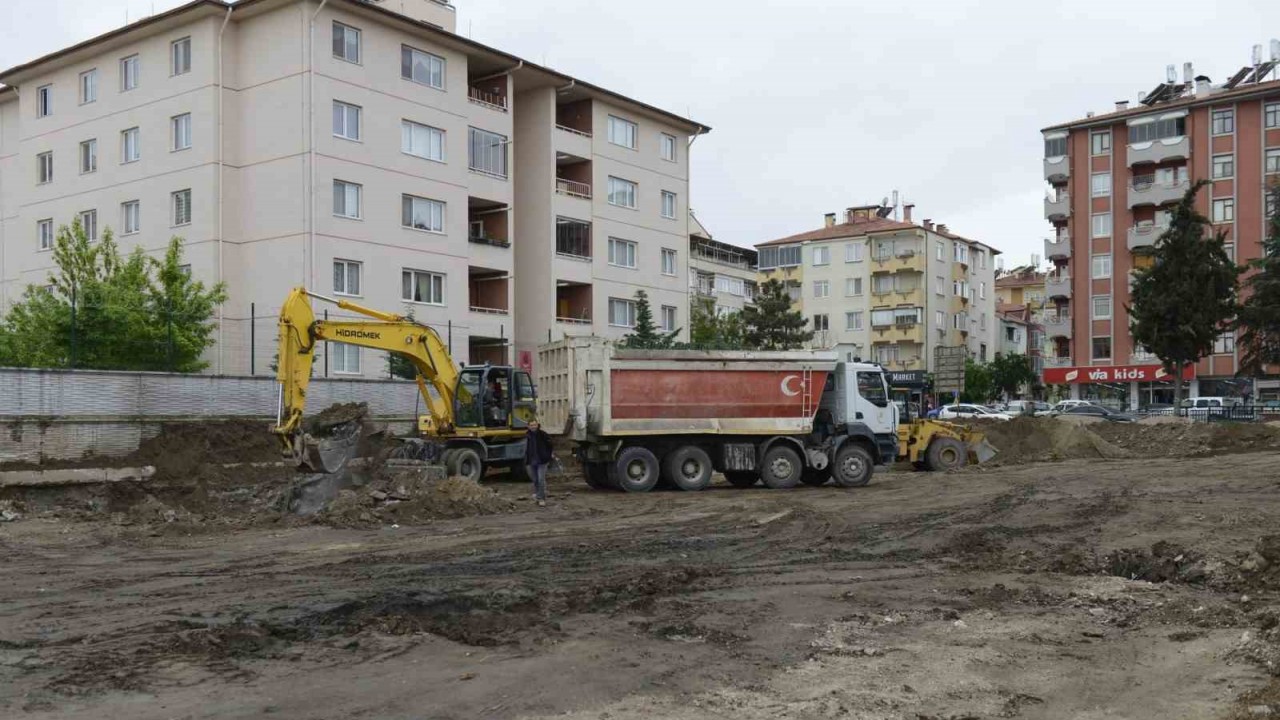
[887,370,926,388]
[1042,364,1195,385]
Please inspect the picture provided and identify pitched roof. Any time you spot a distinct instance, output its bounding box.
[995,272,1046,288]
[1042,78,1280,133]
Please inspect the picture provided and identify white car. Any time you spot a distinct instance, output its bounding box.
[937,404,1013,421]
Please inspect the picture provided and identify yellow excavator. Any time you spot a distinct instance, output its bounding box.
[272,287,537,478]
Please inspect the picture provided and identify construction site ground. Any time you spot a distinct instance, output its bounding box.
[4,418,1280,719]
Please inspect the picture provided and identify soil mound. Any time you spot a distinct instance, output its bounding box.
[975,417,1132,465]
[1092,421,1280,458]
[321,468,514,528]
[133,422,281,479]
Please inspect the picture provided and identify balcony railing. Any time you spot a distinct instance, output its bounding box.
[1128,176,1188,208]
[1044,191,1070,220]
[1127,135,1190,167]
[1044,155,1069,182]
[555,124,592,138]
[1043,311,1072,339]
[1045,273,1071,299]
[1043,356,1073,368]
[1044,234,1071,260]
[1127,222,1169,252]
[467,87,508,112]
[556,316,592,325]
[555,178,592,199]
[469,233,511,248]
[469,305,509,315]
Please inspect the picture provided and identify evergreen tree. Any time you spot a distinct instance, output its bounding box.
[988,353,1036,400]
[689,300,744,349]
[741,278,813,350]
[1237,184,1280,376]
[1128,181,1239,403]
[621,289,678,348]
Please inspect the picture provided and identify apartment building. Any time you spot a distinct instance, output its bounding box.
[994,266,1047,311]
[1040,59,1279,406]
[755,204,1000,373]
[0,0,706,378]
[688,211,757,316]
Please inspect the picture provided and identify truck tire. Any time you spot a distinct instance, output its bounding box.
[924,437,967,472]
[448,446,485,482]
[611,447,660,493]
[583,462,609,490]
[831,443,874,488]
[800,468,831,486]
[760,445,802,489]
[665,446,713,492]
[724,471,758,488]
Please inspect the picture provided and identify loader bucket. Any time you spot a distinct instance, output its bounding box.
[968,437,998,465]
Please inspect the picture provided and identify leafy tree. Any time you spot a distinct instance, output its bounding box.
[689,300,745,348]
[621,289,678,349]
[1237,184,1280,375]
[989,353,1036,400]
[959,359,994,404]
[741,278,813,350]
[1128,181,1239,404]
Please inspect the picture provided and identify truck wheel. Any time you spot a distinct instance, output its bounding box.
[800,468,831,486]
[724,471,758,488]
[924,437,967,472]
[611,447,660,493]
[832,444,874,488]
[448,446,485,482]
[760,445,802,489]
[583,462,609,490]
[665,446,713,491]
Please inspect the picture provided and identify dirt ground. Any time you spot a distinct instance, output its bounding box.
[5,434,1280,719]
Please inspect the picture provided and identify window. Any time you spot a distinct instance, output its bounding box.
[608,237,637,268]
[1092,336,1112,360]
[1212,154,1234,179]
[935,275,944,295]
[468,127,507,178]
[401,46,444,88]
[813,280,830,298]
[661,248,677,276]
[979,281,986,299]
[660,133,677,162]
[402,120,445,161]
[845,277,863,296]
[607,115,638,149]
[79,139,97,174]
[1091,295,1111,319]
[332,101,360,141]
[976,249,986,269]
[1091,254,1112,279]
[333,180,361,219]
[331,343,360,374]
[333,259,361,296]
[1127,116,1185,143]
[813,314,830,332]
[935,310,944,328]
[953,242,968,264]
[661,306,677,333]
[1091,213,1112,238]
[79,69,97,104]
[37,219,54,251]
[171,113,192,151]
[935,240,944,260]
[608,297,637,327]
[36,151,53,184]
[1091,172,1111,197]
[1266,149,1280,175]
[845,243,863,262]
[79,209,98,241]
[402,195,445,233]
[1267,103,1280,129]
[171,37,191,75]
[121,55,139,91]
[875,275,895,295]
[1091,131,1110,155]
[715,276,746,296]
[758,245,801,269]
[812,246,830,265]
[845,311,863,331]
[1211,108,1234,136]
[122,200,140,235]
[607,176,637,208]
[1212,198,1235,224]
[402,269,445,304]
[875,345,899,365]
[36,84,52,117]
[172,189,191,226]
[1213,332,1235,355]
[332,23,361,64]
[122,127,140,163]
[556,217,592,258]
[1044,135,1066,157]
[661,191,677,219]
[1270,190,1279,219]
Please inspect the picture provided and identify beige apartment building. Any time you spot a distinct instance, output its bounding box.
[687,211,757,317]
[756,204,1000,372]
[0,0,705,378]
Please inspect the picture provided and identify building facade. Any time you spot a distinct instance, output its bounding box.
[688,212,757,317]
[994,266,1046,310]
[756,204,1000,372]
[1040,69,1279,406]
[0,0,706,378]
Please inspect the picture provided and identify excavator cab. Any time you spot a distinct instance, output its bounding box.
[453,365,538,431]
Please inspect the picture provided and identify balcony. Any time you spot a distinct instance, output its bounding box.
[1044,191,1070,220]
[1043,311,1072,339]
[468,266,509,316]
[870,249,925,274]
[1044,356,1073,368]
[1045,273,1071,300]
[467,86,508,113]
[1127,136,1190,167]
[1130,352,1160,365]
[1044,234,1071,261]
[555,177,591,200]
[1128,175,1188,208]
[469,200,510,249]
[556,280,592,326]
[693,274,715,298]
[1044,155,1070,182]
[1127,222,1169,252]
[555,217,592,260]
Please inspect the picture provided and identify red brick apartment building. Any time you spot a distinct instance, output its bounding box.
[1040,58,1280,407]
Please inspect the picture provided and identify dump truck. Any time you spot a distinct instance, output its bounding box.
[537,338,994,492]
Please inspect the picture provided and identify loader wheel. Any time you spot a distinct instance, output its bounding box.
[800,468,831,487]
[832,444,874,488]
[448,446,485,482]
[724,471,759,488]
[760,445,802,489]
[583,462,610,490]
[611,447,660,493]
[924,438,967,472]
[665,446,713,492]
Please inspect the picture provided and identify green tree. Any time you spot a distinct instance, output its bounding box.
[989,353,1036,400]
[1237,184,1280,376]
[1128,181,1239,403]
[741,278,813,350]
[959,359,994,403]
[689,300,744,348]
[387,308,419,379]
[621,289,678,349]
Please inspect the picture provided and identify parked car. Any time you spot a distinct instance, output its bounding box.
[1139,403,1175,416]
[1005,400,1052,417]
[937,404,1013,421]
[1060,405,1137,423]
[1047,400,1097,416]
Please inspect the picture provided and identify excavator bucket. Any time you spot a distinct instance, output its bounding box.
[290,418,366,474]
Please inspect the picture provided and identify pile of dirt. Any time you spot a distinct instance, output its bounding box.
[303,402,368,436]
[974,417,1132,465]
[1092,421,1280,458]
[321,466,514,528]
[132,422,282,479]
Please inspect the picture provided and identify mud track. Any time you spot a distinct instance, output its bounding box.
[4,452,1280,719]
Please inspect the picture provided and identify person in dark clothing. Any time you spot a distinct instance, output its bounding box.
[524,419,553,506]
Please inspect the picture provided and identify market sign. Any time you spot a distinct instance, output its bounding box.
[887,370,926,388]
[1042,364,1196,385]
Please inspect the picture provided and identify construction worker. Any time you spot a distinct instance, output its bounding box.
[524,419,553,507]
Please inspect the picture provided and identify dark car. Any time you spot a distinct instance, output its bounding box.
[1062,405,1137,423]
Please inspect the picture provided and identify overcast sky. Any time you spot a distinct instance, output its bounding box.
[6,0,1280,267]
